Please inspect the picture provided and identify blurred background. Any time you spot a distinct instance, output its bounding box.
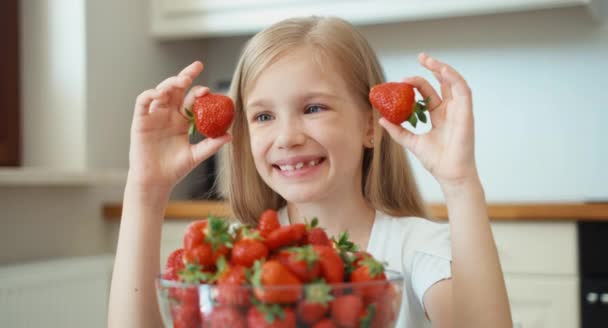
[1,0,607,327]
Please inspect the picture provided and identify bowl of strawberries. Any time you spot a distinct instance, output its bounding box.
[156,210,403,328]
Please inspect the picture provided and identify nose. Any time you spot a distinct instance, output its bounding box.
[275,117,306,150]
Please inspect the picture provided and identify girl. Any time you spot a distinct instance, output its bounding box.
[108,16,512,328]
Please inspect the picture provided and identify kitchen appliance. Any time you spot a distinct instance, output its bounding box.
[578,221,608,327]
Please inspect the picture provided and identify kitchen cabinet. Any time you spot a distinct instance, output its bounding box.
[0,0,20,166]
[492,222,579,328]
[150,0,599,39]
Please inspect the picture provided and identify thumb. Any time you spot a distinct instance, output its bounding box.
[190,133,232,165]
[378,118,417,151]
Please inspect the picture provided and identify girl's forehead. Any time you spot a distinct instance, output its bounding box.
[245,48,349,104]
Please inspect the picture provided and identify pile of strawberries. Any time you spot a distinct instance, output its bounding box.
[161,210,399,328]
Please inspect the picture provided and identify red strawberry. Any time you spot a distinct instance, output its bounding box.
[247,305,296,328]
[231,228,269,267]
[183,216,232,267]
[312,319,337,328]
[305,218,332,246]
[350,256,388,300]
[252,260,302,304]
[169,287,201,328]
[369,82,429,127]
[312,245,344,284]
[215,258,250,306]
[163,248,185,281]
[264,224,307,251]
[275,245,321,283]
[296,282,333,325]
[187,93,235,138]
[331,294,364,328]
[259,209,281,238]
[203,305,246,328]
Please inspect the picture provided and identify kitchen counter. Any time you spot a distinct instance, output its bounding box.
[103,201,608,221]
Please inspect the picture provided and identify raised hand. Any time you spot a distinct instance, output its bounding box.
[129,61,232,191]
[379,53,477,188]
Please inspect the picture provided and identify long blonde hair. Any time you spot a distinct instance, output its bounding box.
[218,16,429,225]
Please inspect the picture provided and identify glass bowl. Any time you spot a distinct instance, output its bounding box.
[156,269,403,328]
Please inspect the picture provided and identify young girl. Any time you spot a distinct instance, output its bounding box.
[108,16,512,328]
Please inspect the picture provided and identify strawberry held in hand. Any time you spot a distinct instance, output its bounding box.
[369,82,429,127]
[186,92,235,138]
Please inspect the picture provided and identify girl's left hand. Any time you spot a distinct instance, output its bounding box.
[379,53,478,188]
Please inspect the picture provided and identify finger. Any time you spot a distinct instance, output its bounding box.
[134,89,160,116]
[178,61,205,81]
[419,53,470,98]
[439,65,472,98]
[148,89,170,114]
[402,76,442,111]
[190,133,232,165]
[418,53,451,100]
[378,117,416,150]
[156,75,192,92]
[181,86,211,117]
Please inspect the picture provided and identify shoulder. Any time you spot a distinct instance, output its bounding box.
[374,211,451,254]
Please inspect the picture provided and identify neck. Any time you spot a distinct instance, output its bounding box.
[286,189,375,250]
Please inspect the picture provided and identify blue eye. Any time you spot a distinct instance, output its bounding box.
[305,105,325,114]
[255,113,273,122]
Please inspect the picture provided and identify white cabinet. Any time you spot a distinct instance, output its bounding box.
[506,275,579,328]
[492,222,579,328]
[150,0,599,39]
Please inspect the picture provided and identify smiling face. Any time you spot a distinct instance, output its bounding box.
[244,46,373,204]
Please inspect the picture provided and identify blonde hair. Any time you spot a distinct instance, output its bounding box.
[218,16,429,225]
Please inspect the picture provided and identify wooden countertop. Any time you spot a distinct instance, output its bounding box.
[103,201,608,221]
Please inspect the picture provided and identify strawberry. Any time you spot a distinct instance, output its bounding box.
[305,218,332,247]
[231,228,269,267]
[251,260,302,304]
[275,245,321,283]
[331,294,364,328]
[163,248,185,281]
[361,294,397,328]
[246,304,296,328]
[183,216,232,267]
[312,319,337,328]
[350,256,388,300]
[259,209,281,238]
[264,224,307,251]
[215,257,250,306]
[296,282,333,325]
[186,93,235,138]
[169,287,201,328]
[369,82,429,127]
[203,305,246,328]
[312,245,345,284]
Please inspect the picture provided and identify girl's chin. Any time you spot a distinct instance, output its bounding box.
[276,186,327,204]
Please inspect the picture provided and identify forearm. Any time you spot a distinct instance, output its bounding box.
[442,177,512,328]
[107,176,170,328]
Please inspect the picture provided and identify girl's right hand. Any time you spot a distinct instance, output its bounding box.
[128,61,232,191]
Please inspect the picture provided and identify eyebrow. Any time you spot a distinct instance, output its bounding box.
[246,91,341,111]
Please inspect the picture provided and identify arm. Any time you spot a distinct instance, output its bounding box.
[380,53,512,328]
[107,61,231,328]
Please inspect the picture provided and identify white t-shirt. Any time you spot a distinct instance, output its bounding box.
[277,207,452,328]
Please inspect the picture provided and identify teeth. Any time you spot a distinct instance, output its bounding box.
[279,164,295,171]
[278,159,321,171]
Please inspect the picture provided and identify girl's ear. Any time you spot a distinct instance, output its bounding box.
[364,111,375,148]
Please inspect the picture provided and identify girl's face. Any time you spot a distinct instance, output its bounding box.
[244,47,373,203]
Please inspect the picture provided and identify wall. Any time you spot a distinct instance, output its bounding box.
[0,0,208,265]
[197,6,608,203]
[3,1,606,266]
